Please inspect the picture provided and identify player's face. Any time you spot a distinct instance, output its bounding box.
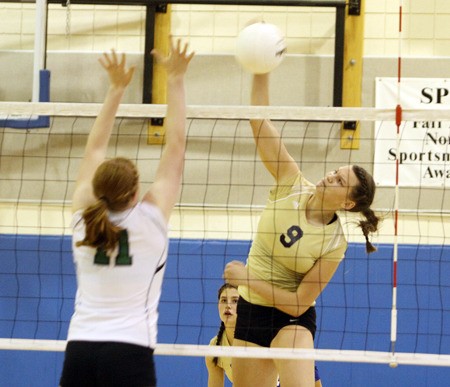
[218,287,239,328]
[316,165,359,209]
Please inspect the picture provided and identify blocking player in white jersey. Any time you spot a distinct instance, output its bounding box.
[60,38,194,387]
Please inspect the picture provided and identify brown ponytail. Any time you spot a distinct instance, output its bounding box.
[212,322,226,366]
[359,208,379,253]
[76,157,139,251]
[76,198,123,251]
[349,165,381,254]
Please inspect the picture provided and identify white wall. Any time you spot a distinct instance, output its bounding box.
[0,1,449,57]
[1,1,450,245]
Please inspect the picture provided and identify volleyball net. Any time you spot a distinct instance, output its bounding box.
[0,103,450,369]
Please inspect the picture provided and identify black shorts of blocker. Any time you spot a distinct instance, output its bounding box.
[234,297,316,348]
[60,341,156,387]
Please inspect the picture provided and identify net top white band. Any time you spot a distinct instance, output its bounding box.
[1,102,450,121]
[1,339,449,367]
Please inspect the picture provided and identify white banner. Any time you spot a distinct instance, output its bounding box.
[374,77,450,187]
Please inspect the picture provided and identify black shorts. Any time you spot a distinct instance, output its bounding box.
[60,341,156,387]
[234,297,316,348]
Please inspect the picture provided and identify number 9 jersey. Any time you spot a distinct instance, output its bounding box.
[239,171,347,307]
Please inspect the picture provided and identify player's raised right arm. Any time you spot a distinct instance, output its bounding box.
[249,73,299,182]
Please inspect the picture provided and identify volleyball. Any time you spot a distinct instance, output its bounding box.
[235,21,287,74]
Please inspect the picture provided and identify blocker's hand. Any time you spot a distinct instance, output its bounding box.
[151,36,195,79]
[98,49,135,90]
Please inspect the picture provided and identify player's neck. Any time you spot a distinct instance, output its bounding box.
[226,328,235,345]
[306,196,336,226]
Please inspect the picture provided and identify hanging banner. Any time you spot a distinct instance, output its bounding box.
[374,77,450,187]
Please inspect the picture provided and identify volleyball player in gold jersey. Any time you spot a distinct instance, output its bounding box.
[224,72,380,387]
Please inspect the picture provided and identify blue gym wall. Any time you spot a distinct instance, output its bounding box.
[0,234,449,387]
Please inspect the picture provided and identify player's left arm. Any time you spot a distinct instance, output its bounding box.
[224,259,340,317]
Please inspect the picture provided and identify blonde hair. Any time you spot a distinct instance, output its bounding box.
[76,157,139,251]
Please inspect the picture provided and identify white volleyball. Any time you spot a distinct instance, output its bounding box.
[236,22,287,74]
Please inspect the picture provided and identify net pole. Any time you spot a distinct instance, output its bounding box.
[32,0,48,102]
[390,0,403,367]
